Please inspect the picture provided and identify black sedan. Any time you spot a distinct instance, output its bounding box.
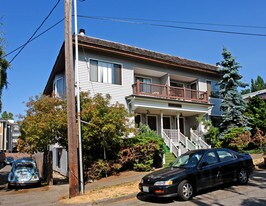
[139,148,254,201]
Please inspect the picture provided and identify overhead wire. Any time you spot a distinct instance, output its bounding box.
[8,0,61,64]
[78,15,266,30]
[4,14,266,60]
[2,18,64,59]
[78,15,266,37]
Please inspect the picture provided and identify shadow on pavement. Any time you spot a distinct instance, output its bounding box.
[137,192,176,204]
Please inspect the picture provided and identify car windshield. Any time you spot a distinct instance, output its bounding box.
[170,152,203,168]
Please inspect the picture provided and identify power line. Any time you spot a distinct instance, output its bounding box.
[4,14,266,60]
[2,19,64,59]
[8,0,61,64]
[78,15,266,30]
[78,15,266,37]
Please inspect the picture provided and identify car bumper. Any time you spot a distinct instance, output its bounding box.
[8,180,40,186]
[139,183,178,197]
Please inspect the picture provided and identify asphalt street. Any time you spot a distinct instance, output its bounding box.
[0,163,265,205]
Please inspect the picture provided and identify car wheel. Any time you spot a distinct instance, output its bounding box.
[177,180,193,201]
[238,168,248,185]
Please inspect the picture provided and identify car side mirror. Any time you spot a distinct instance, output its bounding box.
[200,162,209,169]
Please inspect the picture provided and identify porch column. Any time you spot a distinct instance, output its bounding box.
[160,111,163,137]
[176,113,180,143]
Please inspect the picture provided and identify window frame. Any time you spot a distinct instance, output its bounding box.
[53,77,65,98]
[88,58,123,85]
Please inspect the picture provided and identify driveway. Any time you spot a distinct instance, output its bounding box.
[0,165,68,206]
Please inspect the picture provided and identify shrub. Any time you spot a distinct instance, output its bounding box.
[222,127,251,152]
[204,126,220,147]
[119,124,165,171]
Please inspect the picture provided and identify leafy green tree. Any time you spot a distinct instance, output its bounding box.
[218,48,249,134]
[0,30,10,112]
[80,92,133,163]
[251,75,266,92]
[19,95,67,153]
[245,96,266,135]
[1,111,14,120]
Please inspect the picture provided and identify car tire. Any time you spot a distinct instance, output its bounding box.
[177,180,193,201]
[238,168,249,185]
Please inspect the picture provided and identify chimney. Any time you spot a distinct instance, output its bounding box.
[79,29,85,36]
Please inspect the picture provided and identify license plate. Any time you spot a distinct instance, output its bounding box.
[143,186,149,193]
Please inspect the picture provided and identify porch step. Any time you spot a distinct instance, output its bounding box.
[164,149,176,167]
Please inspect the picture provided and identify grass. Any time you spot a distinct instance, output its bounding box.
[164,147,176,167]
[244,148,263,154]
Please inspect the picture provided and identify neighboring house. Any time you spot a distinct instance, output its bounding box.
[242,89,266,102]
[44,33,222,175]
[0,119,19,152]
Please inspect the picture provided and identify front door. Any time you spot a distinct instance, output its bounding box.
[147,115,157,131]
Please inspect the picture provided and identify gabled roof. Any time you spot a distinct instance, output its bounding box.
[44,35,219,95]
[78,35,218,73]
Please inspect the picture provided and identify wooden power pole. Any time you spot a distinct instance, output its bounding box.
[64,0,79,197]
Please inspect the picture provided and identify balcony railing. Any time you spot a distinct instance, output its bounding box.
[132,80,208,103]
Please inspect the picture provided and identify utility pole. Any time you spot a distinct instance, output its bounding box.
[64,0,79,197]
[73,0,84,194]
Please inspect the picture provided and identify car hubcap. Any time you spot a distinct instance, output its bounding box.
[183,183,193,198]
[239,169,247,183]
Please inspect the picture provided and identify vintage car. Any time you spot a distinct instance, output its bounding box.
[8,157,41,188]
[139,148,254,201]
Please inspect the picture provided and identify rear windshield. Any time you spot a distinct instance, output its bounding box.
[15,162,35,169]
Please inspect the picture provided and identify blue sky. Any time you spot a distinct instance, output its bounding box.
[1,0,266,119]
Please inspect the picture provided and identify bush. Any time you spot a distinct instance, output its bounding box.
[86,159,122,180]
[119,124,165,171]
[221,127,251,152]
[204,126,220,147]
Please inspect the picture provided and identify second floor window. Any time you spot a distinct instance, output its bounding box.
[53,77,65,98]
[207,80,220,98]
[90,59,122,85]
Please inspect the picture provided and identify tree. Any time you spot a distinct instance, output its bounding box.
[0,29,10,112]
[245,96,266,135]
[80,92,133,163]
[251,75,266,92]
[218,48,249,134]
[241,75,266,94]
[1,111,14,120]
[19,95,67,153]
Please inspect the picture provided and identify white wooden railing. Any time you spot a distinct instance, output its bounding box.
[190,129,211,149]
[162,129,210,157]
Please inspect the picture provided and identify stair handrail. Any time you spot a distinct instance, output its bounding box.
[190,129,211,149]
[179,131,197,151]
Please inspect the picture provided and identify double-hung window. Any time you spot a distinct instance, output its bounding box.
[90,59,122,85]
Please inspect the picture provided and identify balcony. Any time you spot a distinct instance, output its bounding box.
[132,81,209,103]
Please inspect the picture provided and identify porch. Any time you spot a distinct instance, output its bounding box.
[134,110,211,157]
[132,80,208,103]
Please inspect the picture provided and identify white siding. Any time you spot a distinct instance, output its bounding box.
[78,50,133,107]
